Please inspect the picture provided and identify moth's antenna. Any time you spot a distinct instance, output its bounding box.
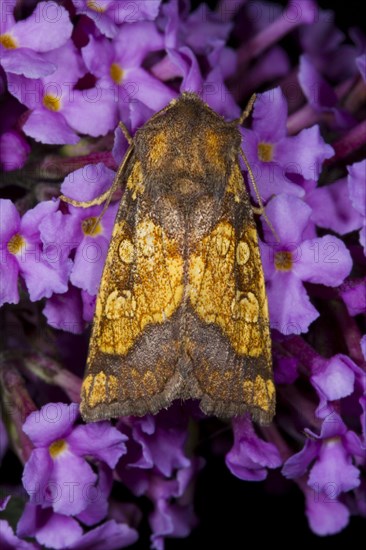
[236,94,280,243]
[240,148,280,243]
[93,145,134,228]
[238,93,256,125]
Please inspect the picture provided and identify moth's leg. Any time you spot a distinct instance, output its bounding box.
[118,121,132,145]
[238,94,256,126]
[60,189,112,208]
[60,145,134,212]
[251,205,263,216]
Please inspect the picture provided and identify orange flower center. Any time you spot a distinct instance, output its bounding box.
[7,234,25,255]
[275,251,293,271]
[87,1,107,12]
[82,216,102,236]
[49,439,67,458]
[43,94,61,112]
[0,33,17,49]
[110,62,124,84]
[258,142,274,162]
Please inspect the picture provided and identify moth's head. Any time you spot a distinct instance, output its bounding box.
[134,94,242,200]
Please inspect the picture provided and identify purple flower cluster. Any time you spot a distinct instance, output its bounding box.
[1,0,365,547]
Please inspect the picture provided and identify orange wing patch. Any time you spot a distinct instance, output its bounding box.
[93,217,184,356]
[188,221,268,356]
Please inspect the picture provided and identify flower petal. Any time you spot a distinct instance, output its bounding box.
[11,3,72,52]
[275,127,334,181]
[347,159,366,217]
[225,417,282,481]
[307,178,363,234]
[0,199,20,242]
[76,464,113,526]
[252,87,288,142]
[19,248,70,301]
[125,67,174,111]
[22,447,53,505]
[61,163,116,202]
[21,199,59,238]
[311,355,355,401]
[23,110,79,145]
[44,286,85,334]
[114,21,164,67]
[0,253,20,306]
[70,235,109,295]
[1,518,38,550]
[62,89,117,138]
[23,403,79,446]
[264,194,312,246]
[305,493,350,536]
[0,130,30,171]
[308,439,360,493]
[240,131,305,201]
[68,422,127,468]
[69,519,138,550]
[1,48,56,77]
[49,449,97,515]
[267,271,319,334]
[17,503,83,550]
[339,278,366,316]
[282,440,319,479]
[293,236,352,286]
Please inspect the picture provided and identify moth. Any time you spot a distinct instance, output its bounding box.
[62,93,275,425]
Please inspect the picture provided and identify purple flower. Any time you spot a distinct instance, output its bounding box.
[361,335,366,360]
[260,194,353,333]
[299,9,359,81]
[8,39,116,144]
[17,504,138,550]
[283,413,364,534]
[0,129,30,171]
[306,176,363,235]
[1,519,39,549]
[17,504,83,549]
[241,87,334,200]
[40,163,117,296]
[347,160,366,254]
[117,406,198,548]
[117,409,191,495]
[81,23,173,125]
[43,286,86,334]
[0,199,71,307]
[225,416,282,481]
[356,54,366,81]
[22,403,127,516]
[339,278,366,317]
[0,0,72,78]
[148,467,199,550]
[298,55,355,129]
[72,0,161,38]
[304,488,350,536]
[310,354,364,419]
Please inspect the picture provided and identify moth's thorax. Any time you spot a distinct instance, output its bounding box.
[134,95,242,200]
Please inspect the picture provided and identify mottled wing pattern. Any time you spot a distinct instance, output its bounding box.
[186,162,275,424]
[81,157,185,421]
